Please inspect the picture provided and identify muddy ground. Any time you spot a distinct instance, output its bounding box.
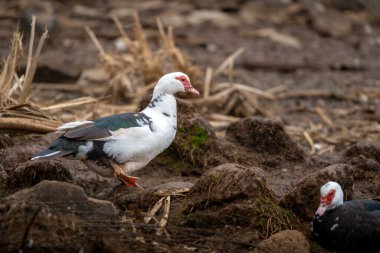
[0,0,380,252]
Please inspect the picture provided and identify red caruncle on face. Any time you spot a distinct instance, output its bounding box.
[175,75,191,90]
[320,189,336,205]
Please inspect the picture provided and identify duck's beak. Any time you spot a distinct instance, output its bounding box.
[186,86,200,96]
[315,204,327,216]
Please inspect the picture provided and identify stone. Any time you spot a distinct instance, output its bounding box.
[7,160,73,190]
[0,180,120,252]
[226,117,305,162]
[311,9,352,37]
[179,164,296,236]
[344,141,380,162]
[5,180,119,220]
[252,230,309,253]
[186,10,238,27]
[281,164,354,220]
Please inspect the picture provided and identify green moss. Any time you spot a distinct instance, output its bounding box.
[210,171,224,185]
[253,196,295,238]
[176,125,210,164]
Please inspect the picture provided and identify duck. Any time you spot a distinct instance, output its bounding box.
[31,72,199,188]
[312,181,380,253]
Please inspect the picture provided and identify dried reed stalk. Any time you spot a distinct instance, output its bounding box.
[19,17,49,104]
[0,33,23,107]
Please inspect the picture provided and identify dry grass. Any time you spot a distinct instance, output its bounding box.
[85,12,199,103]
[0,17,99,135]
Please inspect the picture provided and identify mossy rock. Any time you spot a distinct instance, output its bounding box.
[175,163,299,238]
[226,117,305,162]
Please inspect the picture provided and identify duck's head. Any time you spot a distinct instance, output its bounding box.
[154,72,199,96]
[316,181,344,217]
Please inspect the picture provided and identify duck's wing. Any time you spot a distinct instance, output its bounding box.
[58,112,152,141]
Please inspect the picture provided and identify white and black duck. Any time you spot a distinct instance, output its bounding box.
[32,72,199,188]
[312,181,380,253]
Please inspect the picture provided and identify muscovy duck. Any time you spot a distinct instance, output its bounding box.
[32,72,199,188]
[312,181,380,253]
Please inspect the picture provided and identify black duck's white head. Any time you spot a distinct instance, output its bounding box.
[316,181,344,217]
[153,72,199,97]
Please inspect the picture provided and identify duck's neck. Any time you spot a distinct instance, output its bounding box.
[145,92,177,115]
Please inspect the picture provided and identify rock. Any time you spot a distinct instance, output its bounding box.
[281,164,354,220]
[226,117,305,162]
[188,163,271,204]
[253,230,309,253]
[311,9,352,37]
[5,180,119,220]
[322,0,366,10]
[239,1,299,25]
[7,160,73,190]
[0,133,55,173]
[179,164,296,236]
[343,142,380,197]
[0,180,120,252]
[186,10,238,27]
[344,141,380,162]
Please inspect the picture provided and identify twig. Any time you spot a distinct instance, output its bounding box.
[85,26,105,55]
[111,15,137,57]
[203,67,212,99]
[303,131,315,154]
[209,113,240,123]
[40,97,99,111]
[0,117,59,132]
[159,196,171,228]
[215,47,244,76]
[315,106,334,128]
[217,82,275,100]
[144,197,165,224]
[19,17,48,104]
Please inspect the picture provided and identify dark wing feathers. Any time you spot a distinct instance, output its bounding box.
[344,199,380,212]
[64,122,111,140]
[63,113,151,140]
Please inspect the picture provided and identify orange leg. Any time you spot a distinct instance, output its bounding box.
[110,161,143,189]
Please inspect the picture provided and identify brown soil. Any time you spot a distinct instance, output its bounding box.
[1,1,380,253]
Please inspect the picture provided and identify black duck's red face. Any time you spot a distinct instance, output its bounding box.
[175,75,199,96]
[316,189,336,216]
[320,189,336,205]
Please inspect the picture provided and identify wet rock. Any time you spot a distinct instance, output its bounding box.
[226,117,305,162]
[343,142,380,197]
[0,180,120,252]
[322,0,366,10]
[0,133,55,172]
[344,141,380,162]
[186,10,238,27]
[311,9,352,37]
[179,164,296,236]
[5,180,119,220]
[252,230,309,253]
[281,164,354,220]
[0,203,93,253]
[7,160,73,190]
[188,163,271,204]
[239,1,299,25]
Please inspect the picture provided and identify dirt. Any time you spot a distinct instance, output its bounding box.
[1,0,380,252]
